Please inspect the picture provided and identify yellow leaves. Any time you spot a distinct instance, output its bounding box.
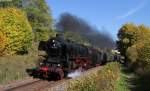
[0,32,7,55]
[122,38,129,44]
[138,24,150,34]
[0,8,33,56]
[67,62,121,91]
[137,43,150,67]
[118,23,150,70]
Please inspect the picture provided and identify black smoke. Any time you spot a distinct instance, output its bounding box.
[56,13,115,49]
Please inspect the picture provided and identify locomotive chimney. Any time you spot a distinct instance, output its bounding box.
[56,33,65,41]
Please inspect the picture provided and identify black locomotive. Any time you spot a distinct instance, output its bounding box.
[27,33,107,80]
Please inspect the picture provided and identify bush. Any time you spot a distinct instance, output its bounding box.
[137,43,150,70]
[126,40,150,73]
[97,62,120,91]
[0,8,33,56]
[67,62,120,91]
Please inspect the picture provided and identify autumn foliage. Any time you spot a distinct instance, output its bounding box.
[0,8,33,56]
[117,23,150,72]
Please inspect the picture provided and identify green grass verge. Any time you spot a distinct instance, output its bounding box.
[115,70,130,91]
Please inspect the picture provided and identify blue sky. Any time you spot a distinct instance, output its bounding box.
[45,0,150,40]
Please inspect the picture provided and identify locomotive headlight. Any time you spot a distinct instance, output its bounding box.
[57,64,60,67]
[52,40,55,42]
[53,44,56,47]
[39,62,43,66]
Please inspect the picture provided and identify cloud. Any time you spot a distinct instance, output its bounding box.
[117,0,147,19]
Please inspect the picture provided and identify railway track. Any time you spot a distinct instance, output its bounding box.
[4,79,41,91]
[2,78,67,91]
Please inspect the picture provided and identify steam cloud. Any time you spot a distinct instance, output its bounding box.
[68,70,82,79]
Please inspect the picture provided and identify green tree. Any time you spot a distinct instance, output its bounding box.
[0,0,13,8]
[117,23,138,64]
[22,0,53,41]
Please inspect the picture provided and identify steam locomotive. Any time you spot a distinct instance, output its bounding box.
[27,33,107,80]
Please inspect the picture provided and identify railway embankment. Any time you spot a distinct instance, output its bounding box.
[1,62,121,91]
[0,54,38,85]
[45,62,121,91]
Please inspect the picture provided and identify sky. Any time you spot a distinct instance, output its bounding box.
[45,0,150,40]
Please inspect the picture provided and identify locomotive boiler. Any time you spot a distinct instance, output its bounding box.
[27,33,106,80]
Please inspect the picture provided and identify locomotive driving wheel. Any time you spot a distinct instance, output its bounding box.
[55,68,64,80]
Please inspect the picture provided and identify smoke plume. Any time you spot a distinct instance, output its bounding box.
[56,13,115,48]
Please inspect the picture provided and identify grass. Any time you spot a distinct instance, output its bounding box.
[67,63,146,91]
[114,65,147,91]
[115,67,131,91]
[67,62,121,91]
[0,51,38,85]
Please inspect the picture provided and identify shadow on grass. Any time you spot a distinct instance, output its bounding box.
[121,66,150,91]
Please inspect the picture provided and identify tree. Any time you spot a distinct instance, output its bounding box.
[117,23,150,68]
[0,0,13,8]
[22,0,53,41]
[0,8,33,56]
[117,23,138,64]
[0,0,54,41]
